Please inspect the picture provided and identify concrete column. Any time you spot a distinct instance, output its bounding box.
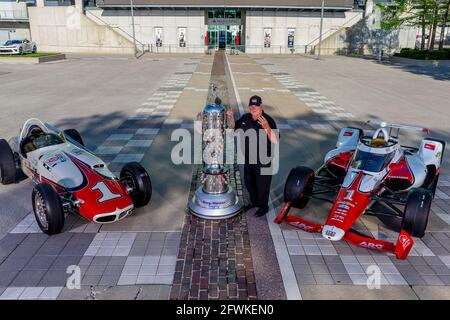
[75,0,84,11]
[36,0,45,7]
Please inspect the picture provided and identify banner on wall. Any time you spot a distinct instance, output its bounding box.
[155,27,163,47]
[178,27,187,47]
[287,28,295,48]
[264,28,272,48]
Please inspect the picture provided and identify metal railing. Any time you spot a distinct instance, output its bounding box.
[0,10,28,20]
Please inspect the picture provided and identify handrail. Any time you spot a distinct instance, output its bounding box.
[84,9,145,49]
[0,10,28,20]
[306,11,365,47]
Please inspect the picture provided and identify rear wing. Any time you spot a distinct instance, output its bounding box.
[367,120,430,136]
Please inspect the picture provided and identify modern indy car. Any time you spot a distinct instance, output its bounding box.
[0,119,152,235]
[274,120,445,259]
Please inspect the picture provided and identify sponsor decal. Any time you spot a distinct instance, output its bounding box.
[436,151,442,159]
[289,221,314,231]
[325,230,336,237]
[70,148,84,156]
[44,154,67,168]
[359,241,383,250]
[344,131,354,136]
[424,143,436,150]
[398,234,411,250]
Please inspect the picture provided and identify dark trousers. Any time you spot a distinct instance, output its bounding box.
[244,164,272,213]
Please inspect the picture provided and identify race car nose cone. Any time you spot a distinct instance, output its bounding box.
[322,225,345,241]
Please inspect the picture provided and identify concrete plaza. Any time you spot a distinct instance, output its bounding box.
[0,53,449,300]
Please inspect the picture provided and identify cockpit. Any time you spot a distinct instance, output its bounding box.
[350,128,397,173]
[20,125,64,156]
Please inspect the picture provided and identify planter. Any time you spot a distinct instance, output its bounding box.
[390,56,450,68]
[0,54,66,64]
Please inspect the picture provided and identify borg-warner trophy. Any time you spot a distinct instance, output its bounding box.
[188,103,241,219]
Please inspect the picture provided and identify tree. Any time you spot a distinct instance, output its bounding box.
[377,0,441,50]
[438,0,450,49]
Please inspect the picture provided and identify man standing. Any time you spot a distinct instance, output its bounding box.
[228,95,278,217]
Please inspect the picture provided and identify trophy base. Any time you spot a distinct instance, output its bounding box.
[188,187,242,220]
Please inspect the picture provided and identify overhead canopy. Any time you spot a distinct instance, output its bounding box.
[96,0,354,9]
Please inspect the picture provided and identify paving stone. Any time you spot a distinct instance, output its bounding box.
[313,274,335,285]
[310,264,330,275]
[82,275,102,286]
[327,263,348,274]
[296,273,316,285]
[86,265,107,276]
[438,275,450,285]
[331,274,353,285]
[0,271,18,287]
[0,287,25,300]
[421,275,445,286]
[413,264,437,276]
[290,255,308,265]
[108,256,127,266]
[39,270,69,287]
[402,273,426,285]
[19,287,45,300]
[0,256,31,272]
[323,255,342,264]
[11,270,46,286]
[293,264,312,275]
[50,255,82,270]
[24,255,57,270]
[307,256,325,264]
[38,287,63,300]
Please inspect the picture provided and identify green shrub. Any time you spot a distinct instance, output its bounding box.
[408,49,428,59]
[427,50,448,60]
[399,48,411,57]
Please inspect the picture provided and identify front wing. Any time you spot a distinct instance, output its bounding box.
[274,201,414,260]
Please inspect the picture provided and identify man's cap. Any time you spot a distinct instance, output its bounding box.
[248,95,262,107]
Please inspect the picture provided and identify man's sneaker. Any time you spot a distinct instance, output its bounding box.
[254,208,268,217]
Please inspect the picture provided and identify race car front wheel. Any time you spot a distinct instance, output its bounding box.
[402,188,432,238]
[63,129,84,146]
[0,139,17,185]
[32,183,65,235]
[120,162,152,208]
[284,166,315,208]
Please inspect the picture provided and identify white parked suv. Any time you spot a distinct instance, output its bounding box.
[0,39,37,55]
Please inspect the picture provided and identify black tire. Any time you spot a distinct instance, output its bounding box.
[402,188,432,238]
[120,162,152,208]
[0,139,17,185]
[32,46,37,53]
[32,183,65,235]
[63,129,84,146]
[284,166,315,208]
[19,47,23,55]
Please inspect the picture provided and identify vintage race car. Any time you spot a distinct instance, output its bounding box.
[0,119,152,235]
[274,120,445,259]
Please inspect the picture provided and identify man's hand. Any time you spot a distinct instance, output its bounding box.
[258,115,278,144]
[257,116,270,130]
[227,109,236,129]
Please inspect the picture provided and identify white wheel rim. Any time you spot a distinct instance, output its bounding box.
[34,192,49,230]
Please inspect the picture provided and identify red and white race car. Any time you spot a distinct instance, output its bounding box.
[0,119,152,235]
[275,120,445,259]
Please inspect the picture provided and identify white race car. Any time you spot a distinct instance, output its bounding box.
[0,119,152,235]
[0,39,37,55]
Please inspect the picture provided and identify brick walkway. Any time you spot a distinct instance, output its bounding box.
[170,51,258,300]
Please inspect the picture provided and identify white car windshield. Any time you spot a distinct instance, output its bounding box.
[351,150,395,173]
[4,40,22,46]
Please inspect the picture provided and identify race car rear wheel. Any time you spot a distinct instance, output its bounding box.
[120,162,152,208]
[63,129,84,146]
[402,188,432,238]
[32,183,65,235]
[32,46,37,53]
[284,166,315,208]
[0,139,17,185]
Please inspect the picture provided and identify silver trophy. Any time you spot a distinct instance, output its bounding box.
[188,104,241,219]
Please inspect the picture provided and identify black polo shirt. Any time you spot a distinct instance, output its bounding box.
[235,112,277,166]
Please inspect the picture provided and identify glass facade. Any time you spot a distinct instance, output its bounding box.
[206,9,242,49]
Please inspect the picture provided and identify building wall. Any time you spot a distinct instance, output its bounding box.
[28,7,134,54]
[244,10,363,53]
[88,8,207,53]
